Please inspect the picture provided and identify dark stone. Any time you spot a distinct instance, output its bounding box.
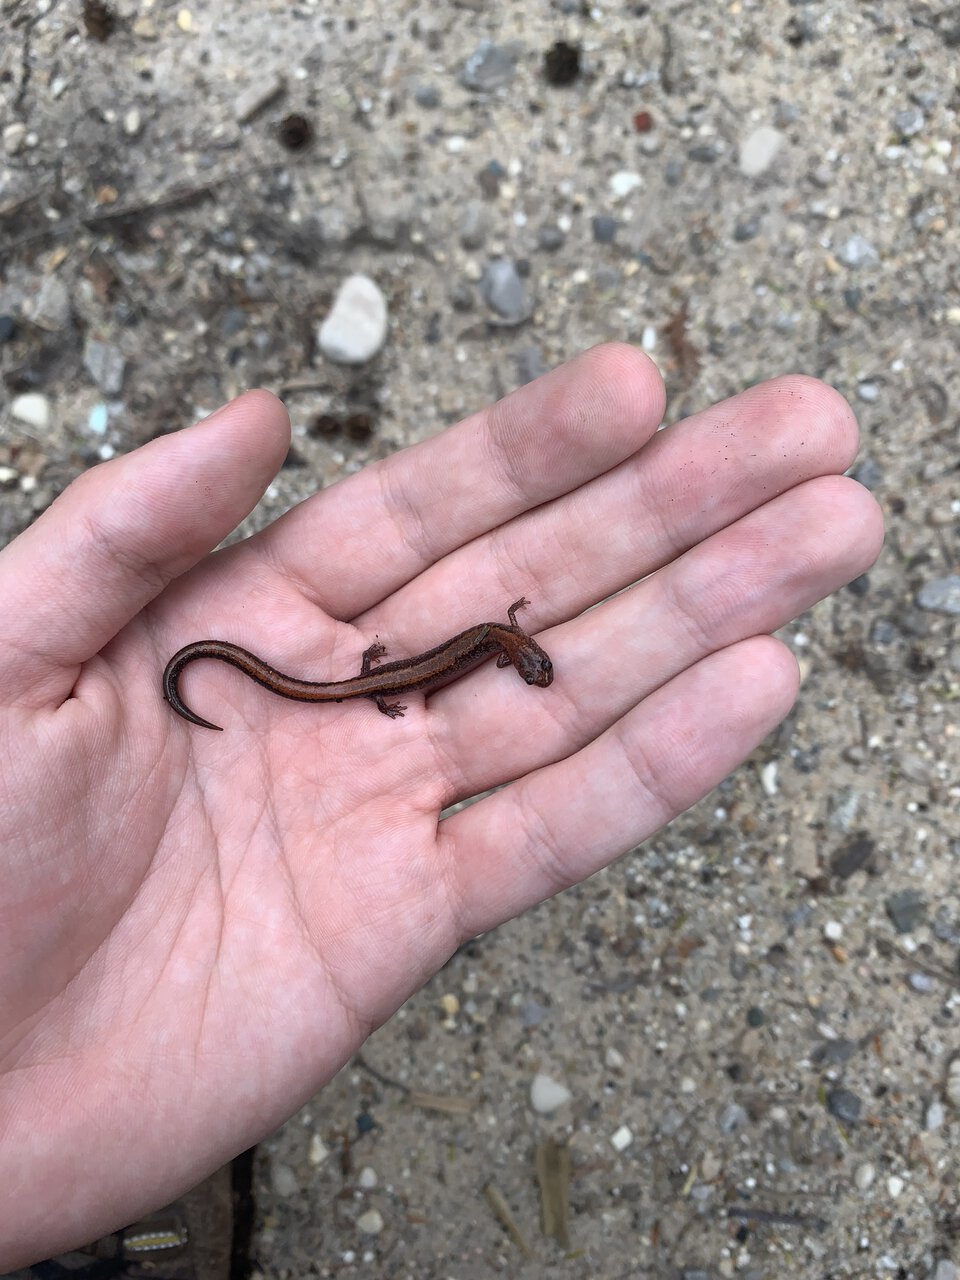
[830,834,875,880]
[886,890,927,934]
[734,216,760,242]
[846,574,870,597]
[0,315,17,343]
[592,215,618,244]
[746,1007,765,1028]
[537,225,565,251]
[826,1087,862,1125]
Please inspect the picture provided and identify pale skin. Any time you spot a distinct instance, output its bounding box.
[0,345,882,1267]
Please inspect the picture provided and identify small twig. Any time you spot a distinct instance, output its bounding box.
[727,1205,828,1232]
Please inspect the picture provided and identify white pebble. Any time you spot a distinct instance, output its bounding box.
[356,1208,383,1235]
[610,1124,633,1152]
[823,921,844,942]
[760,761,779,797]
[10,392,51,431]
[887,1174,904,1198]
[854,1161,875,1190]
[926,1099,945,1131]
[530,1073,572,1113]
[609,170,642,199]
[317,274,388,365]
[605,1046,625,1069]
[357,1166,378,1189]
[739,125,785,177]
[946,1057,960,1109]
[308,1134,330,1165]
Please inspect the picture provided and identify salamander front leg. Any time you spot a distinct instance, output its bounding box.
[507,597,530,628]
[360,641,388,674]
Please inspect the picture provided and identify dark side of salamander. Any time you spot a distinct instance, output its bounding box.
[162,597,554,731]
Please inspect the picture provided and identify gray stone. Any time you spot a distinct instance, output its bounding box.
[592,215,617,244]
[459,200,489,250]
[480,259,527,324]
[839,234,880,268]
[538,225,565,251]
[886,890,927,934]
[234,73,285,124]
[317,274,387,364]
[414,84,440,108]
[31,275,71,331]
[719,1103,748,1134]
[918,576,960,616]
[460,40,517,92]
[826,1087,862,1126]
[83,337,126,394]
[894,105,925,137]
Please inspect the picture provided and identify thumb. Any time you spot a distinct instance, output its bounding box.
[0,389,289,709]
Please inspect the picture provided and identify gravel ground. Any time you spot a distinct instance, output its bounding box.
[2,2,959,1277]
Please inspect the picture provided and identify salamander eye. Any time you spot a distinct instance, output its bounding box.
[541,659,553,673]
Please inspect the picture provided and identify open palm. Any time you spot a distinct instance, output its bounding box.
[0,346,882,1267]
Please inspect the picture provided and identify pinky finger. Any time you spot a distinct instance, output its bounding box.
[440,636,800,941]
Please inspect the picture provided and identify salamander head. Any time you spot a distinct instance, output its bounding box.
[513,638,554,688]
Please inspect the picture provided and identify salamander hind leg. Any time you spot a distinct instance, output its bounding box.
[375,696,406,719]
[361,641,388,675]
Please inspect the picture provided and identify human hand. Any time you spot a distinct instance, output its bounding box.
[0,345,882,1266]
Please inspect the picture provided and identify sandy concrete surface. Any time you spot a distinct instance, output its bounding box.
[1,1,959,1276]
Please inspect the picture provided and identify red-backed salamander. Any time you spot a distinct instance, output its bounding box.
[163,597,553,732]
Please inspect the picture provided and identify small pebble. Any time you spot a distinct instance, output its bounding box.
[460,40,517,92]
[823,921,844,942]
[926,1099,945,1131]
[270,1162,299,1197]
[894,105,925,137]
[0,314,17,343]
[30,275,71,331]
[440,993,459,1016]
[479,259,527,324]
[414,85,440,108]
[917,576,960,616]
[592,215,617,244]
[908,972,936,994]
[605,1046,626,1070]
[357,1166,378,1189]
[308,1134,330,1165]
[854,1161,875,1190]
[739,125,785,176]
[610,1124,633,1152]
[87,403,109,434]
[11,393,52,431]
[719,1103,748,1134]
[839,234,880,268]
[856,381,880,402]
[2,122,27,156]
[944,1058,960,1109]
[83,338,126,394]
[886,890,927,934]
[530,1073,572,1113]
[538,225,565,251]
[356,1208,383,1235]
[317,274,388,364]
[760,762,779,796]
[826,1087,862,1126]
[887,1175,904,1198]
[609,171,642,199]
